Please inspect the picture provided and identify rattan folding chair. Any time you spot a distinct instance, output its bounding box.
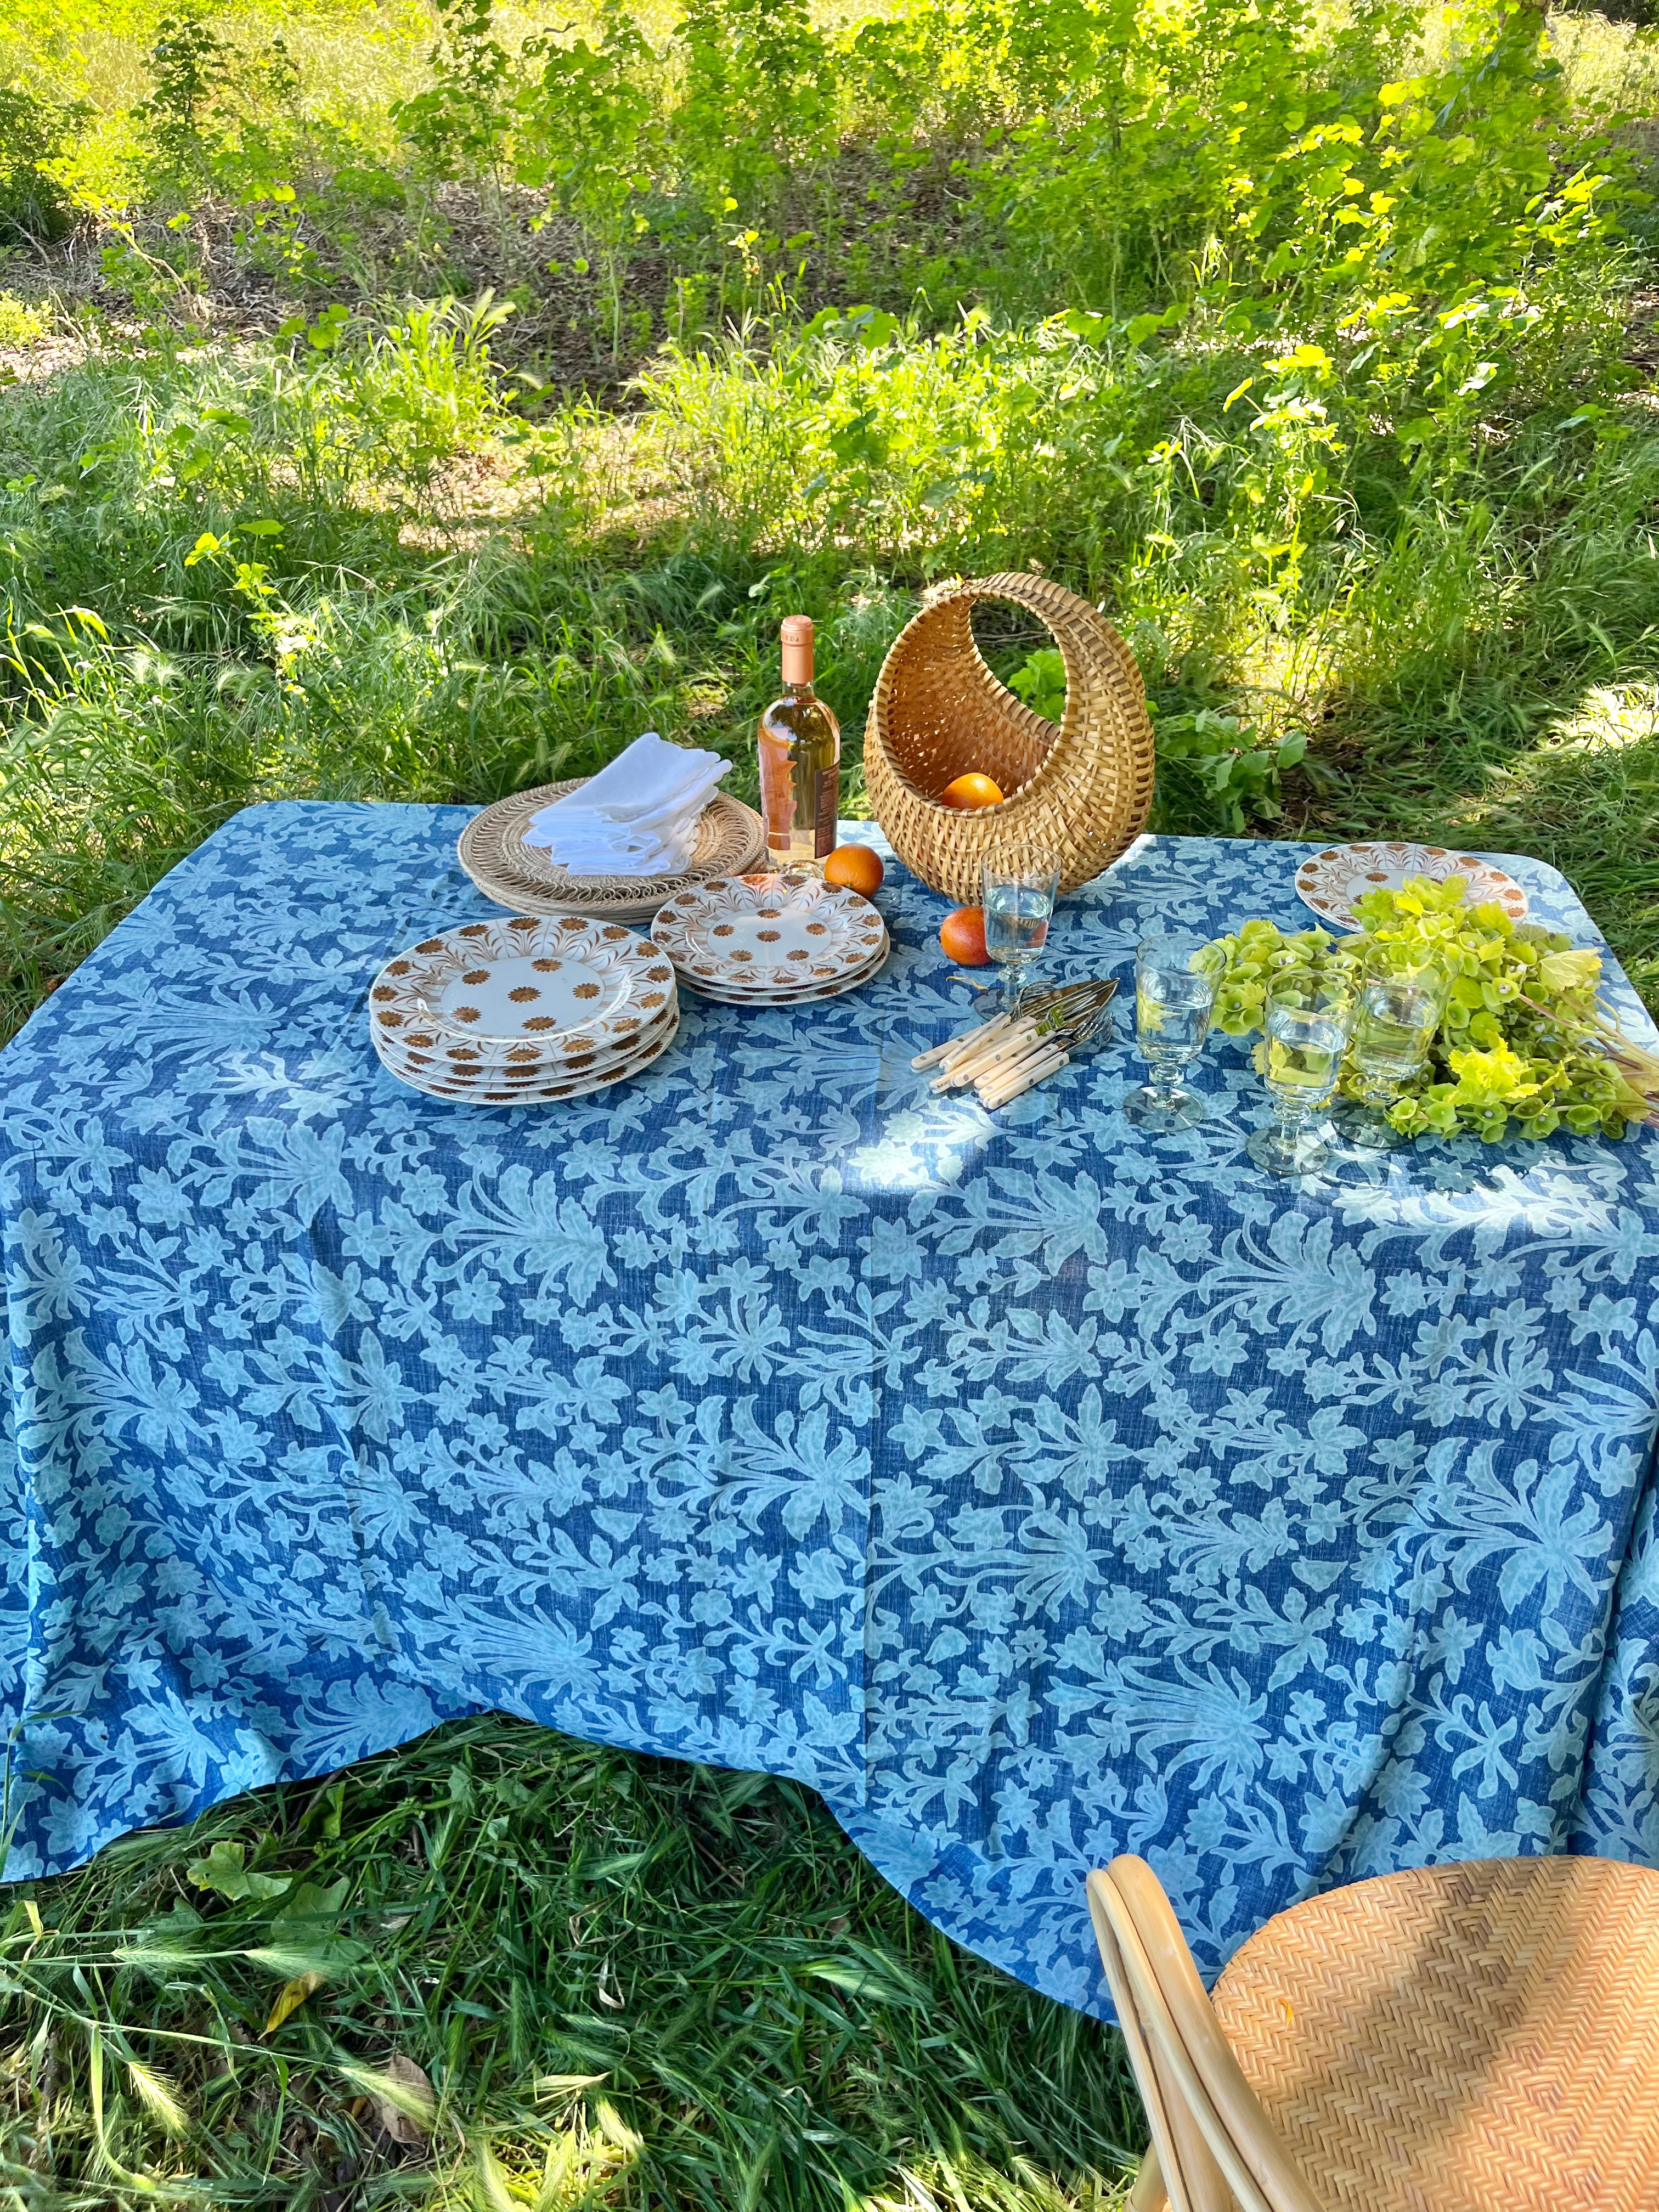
[1086,1852,1659,2212]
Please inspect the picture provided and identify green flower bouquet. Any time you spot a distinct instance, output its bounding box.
[1206,876,1659,1143]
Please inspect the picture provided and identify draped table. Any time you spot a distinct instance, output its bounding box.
[2,802,1657,2015]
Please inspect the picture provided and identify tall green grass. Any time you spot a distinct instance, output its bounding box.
[0,318,925,1035]
[0,1722,1141,2208]
[9,276,1659,1028]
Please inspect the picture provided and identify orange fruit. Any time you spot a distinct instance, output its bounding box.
[939,771,1005,811]
[939,906,989,966]
[823,843,884,896]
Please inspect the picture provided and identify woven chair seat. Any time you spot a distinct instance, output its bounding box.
[1209,1857,1659,2212]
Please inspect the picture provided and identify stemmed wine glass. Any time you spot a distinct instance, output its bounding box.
[1246,968,1357,1177]
[978,852,1061,1015]
[1124,930,1222,1132]
[1333,947,1448,1152]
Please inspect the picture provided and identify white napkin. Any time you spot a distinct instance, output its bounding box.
[522,733,730,878]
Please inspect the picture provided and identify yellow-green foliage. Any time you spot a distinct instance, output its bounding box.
[1206,881,1651,1141]
[0,295,48,347]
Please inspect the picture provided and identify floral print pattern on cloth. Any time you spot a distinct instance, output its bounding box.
[1,803,1657,2022]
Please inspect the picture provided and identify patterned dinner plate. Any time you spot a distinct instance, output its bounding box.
[369,914,675,1065]
[374,1003,679,1104]
[375,1009,679,1103]
[686,940,890,1006]
[1295,841,1529,932]
[374,991,678,1091]
[652,872,888,994]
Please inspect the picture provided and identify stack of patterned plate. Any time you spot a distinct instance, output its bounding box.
[458,778,769,926]
[369,914,679,1104]
[651,872,888,1006]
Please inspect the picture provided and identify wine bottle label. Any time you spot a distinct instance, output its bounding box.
[757,729,792,848]
[812,766,839,857]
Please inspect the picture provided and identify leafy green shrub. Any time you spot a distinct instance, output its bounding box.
[392,0,515,186]
[515,4,658,351]
[124,3,312,229]
[1152,710,1308,835]
[0,83,84,246]
[673,0,835,220]
[131,10,237,195]
[0,293,47,347]
[1008,645,1065,722]
[637,305,1165,579]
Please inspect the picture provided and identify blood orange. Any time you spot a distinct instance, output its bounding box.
[939,906,989,965]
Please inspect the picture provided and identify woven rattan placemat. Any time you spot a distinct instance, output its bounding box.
[458,778,768,923]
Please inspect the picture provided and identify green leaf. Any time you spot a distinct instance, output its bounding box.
[275,1877,350,1923]
[1537,949,1601,992]
[187,1841,292,1901]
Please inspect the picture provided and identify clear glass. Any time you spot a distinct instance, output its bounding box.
[1246,970,1357,1177]
[979,853,1061,1015]
[1124,931,1221,1132]
[1332,950,1447,1153]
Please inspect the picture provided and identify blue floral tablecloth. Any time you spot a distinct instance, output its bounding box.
[2,803,1657,2014]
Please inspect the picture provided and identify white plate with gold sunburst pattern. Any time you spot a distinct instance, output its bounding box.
[369,913,676,1068]
[651,872,888,1000]
[374,983,678,1087]
[684,940,890,1006]
[373,999,680,1104]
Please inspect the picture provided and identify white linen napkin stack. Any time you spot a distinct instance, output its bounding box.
[521,732,730,878]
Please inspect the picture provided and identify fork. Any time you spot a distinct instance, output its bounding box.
[916,976,1120,1104]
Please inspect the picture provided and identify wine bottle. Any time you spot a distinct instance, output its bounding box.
[757,615,840,867]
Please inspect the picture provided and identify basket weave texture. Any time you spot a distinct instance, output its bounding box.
[457,778,766,925]
[864,572,1155,905]
[1210,1854,1659,2212]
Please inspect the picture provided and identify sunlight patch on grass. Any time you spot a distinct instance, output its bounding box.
[1545,679,1659,753]
[1549,8,1659,122]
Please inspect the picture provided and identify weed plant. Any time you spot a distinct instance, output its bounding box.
[4,0,1659,2202]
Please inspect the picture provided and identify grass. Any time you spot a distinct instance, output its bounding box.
[0,1725,1142,2210]
[5,0,1659,2200]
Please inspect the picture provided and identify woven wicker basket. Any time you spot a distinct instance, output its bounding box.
[864,572,1155,905]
